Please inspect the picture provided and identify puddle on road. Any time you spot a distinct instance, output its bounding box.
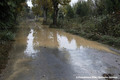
[24,29,39,57]
[1,21,120,80]
[33,23,116,54]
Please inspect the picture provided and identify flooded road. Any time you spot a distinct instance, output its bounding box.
[0,21,120,80]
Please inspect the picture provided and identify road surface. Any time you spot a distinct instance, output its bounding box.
[0,20,120,80]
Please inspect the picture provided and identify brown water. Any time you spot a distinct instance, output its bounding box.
[0,21,120,80]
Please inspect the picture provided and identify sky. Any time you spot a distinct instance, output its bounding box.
[27,0,79,8]
[70,0,78,6]
[27,0,33,8]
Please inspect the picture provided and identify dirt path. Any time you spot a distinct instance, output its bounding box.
[0,20,120,80]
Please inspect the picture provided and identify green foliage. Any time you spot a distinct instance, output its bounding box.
[0,31,15,41]
[95,0,120,15]
[0,0,26,40]
[66,5,74,18]
[95,15,120,37]
[32,5,42,16]
[58,9,64,19]
[75,1,91,17]
[32,0,47,16]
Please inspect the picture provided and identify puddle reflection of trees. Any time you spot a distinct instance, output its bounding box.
[33,23,115,54]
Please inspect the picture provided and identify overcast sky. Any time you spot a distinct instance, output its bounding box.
[70,0,78,6]
[27,0,33,7]
[27,0,79,8]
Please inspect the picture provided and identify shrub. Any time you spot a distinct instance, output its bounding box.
[0,31,15,41]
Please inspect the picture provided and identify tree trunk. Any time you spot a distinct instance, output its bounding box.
[52,2,59,25]
[43,8,48,24]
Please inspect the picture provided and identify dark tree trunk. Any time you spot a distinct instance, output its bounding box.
[14,12,18,24]
[43,8,48,24]
[52,0,59,25]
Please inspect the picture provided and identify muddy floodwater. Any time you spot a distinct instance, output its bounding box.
[0,20,120,80]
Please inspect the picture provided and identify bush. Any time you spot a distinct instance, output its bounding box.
[66,5,75,18]
[95,15,120,37]
[0,31,15,41]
